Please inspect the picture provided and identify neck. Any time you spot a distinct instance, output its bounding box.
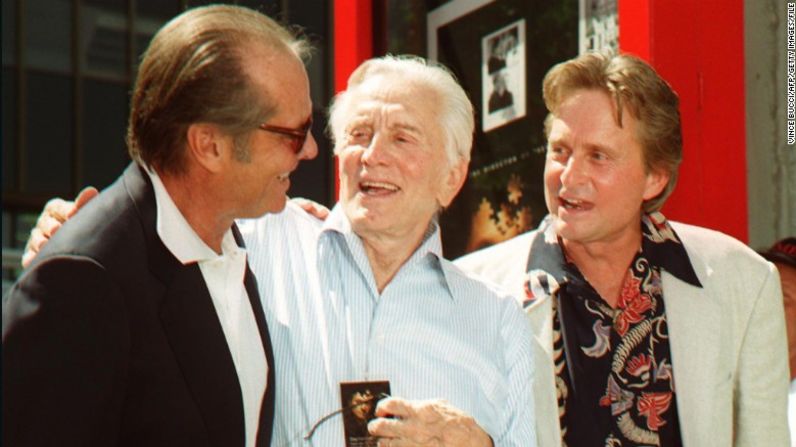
[159,170,232,254]
[358,223,430,294]
[562,227,642,307]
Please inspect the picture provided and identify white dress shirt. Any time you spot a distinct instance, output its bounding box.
[239,202,536,446]
[148,169,266,447]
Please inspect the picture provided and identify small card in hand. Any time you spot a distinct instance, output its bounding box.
[339,380,390,447]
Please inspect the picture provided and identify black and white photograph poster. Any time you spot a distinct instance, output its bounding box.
[482,19,526,132]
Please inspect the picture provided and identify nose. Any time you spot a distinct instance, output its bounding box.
[560,154,588,188]
[361,134,388,166]
[298,132,319,160]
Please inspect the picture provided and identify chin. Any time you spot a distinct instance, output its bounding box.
[269,199,288,214]
[248,199,287,219]
[551,218,583,242]
[349,212,376,229]
[344,200,373,220]
[349,212,386,235]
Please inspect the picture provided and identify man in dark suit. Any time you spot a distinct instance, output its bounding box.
[2,5,317,447]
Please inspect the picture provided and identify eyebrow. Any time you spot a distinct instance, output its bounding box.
[391,122,422,134]
[546,135,566,147]
[546,137,617,157]
[346,118,423,136]
[583,142,617,154]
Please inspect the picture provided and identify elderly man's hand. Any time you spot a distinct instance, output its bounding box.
[21,186,99,267]
[368,397,493,447]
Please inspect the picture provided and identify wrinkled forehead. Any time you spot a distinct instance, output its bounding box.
[346,75,439,123]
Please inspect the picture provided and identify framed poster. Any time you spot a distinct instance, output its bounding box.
[482,19,526,132]
[428,0,578,258]
[579,0,618,53]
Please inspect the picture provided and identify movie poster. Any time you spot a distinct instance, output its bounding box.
[428,0,578,258]
[579,0,618,53]
[482,20,526,132]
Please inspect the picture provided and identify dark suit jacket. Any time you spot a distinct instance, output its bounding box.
[3,163,276,447]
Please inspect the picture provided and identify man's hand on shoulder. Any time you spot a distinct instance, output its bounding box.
[368,397,493,447]
[22,186,99,267]
[290,196,330,221]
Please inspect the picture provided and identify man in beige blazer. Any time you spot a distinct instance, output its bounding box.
[458,52,790,446]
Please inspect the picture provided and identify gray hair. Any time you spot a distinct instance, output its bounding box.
[328,55,474,165]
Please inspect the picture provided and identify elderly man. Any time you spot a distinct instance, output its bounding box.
[19,56,535,446]
[3,5,317,447]
[242,55,535,446]
[457,52,791,446]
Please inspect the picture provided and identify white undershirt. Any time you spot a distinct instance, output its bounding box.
[147,169,266,447]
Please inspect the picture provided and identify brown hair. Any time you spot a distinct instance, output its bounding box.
[542,51,682,212]
[127,4,309,175]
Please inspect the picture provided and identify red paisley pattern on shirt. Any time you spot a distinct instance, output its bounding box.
[524,212,701,447]
[638,392,674,431]
[614,274,652,336]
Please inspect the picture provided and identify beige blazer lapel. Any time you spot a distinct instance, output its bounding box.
[662,267,726,447]
[526,295,563,446]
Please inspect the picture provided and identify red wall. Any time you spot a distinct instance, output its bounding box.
[333,1,372,94]
[619,0,748,241]
[333,1,374,200]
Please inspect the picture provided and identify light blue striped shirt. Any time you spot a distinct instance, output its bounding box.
[239,203,536,446]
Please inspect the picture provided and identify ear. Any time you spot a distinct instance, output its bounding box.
[437,159,469,208]
[185,123,230,173]
[642,167,670,201]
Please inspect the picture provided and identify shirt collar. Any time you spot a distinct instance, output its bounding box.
[640,212,702,287]
[527,212,702,290]
[321,204,443,258]
[320,204,357,248]
[321,204,453,300]
[146,168,241,264]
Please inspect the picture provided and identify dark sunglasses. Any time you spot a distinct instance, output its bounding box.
[258,117,313,154]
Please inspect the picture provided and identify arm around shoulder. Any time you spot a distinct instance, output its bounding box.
[3,256,130,446]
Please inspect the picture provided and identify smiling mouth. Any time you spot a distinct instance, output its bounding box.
[277,172,290,181]
[560,197,592,211]
[360,181,400,195]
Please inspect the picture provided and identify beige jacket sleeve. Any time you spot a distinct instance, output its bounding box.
[734,262,790,446]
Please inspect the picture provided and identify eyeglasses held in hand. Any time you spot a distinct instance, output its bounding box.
[277,392,391,446]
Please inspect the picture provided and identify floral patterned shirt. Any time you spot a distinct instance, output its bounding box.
[524,213,702,447]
